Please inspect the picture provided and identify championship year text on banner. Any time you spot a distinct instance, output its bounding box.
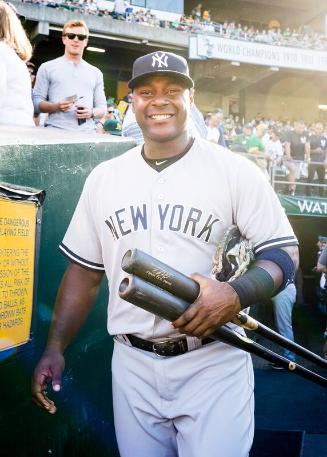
[0,198,37,351]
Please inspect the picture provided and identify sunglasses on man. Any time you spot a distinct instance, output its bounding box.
[63,33,88,41]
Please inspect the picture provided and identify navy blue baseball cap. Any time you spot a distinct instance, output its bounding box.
[128,51,194,90]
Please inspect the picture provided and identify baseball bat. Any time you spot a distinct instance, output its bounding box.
[119,275,327,388]
[233,313,327,369]
[121,248,200,302]
[121,248,327,370]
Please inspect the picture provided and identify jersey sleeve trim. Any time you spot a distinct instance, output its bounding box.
[59,243,105,271]
[253,236,298,255]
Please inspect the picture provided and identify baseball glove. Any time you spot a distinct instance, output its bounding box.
[211,225,254,282]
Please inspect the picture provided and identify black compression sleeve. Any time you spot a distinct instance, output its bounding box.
[229,266,275,309]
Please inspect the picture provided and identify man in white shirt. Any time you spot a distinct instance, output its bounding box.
[33,20,106,131]
[206,111,226,146]
[265,127,283,163]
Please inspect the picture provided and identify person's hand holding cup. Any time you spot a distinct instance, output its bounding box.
[75,98,92,125]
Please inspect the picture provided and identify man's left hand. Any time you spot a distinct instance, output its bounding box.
[172,273,241,338]
[75,107,92,119]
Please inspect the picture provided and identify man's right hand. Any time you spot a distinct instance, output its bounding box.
[31,262,104,414]
[31,350,65,414]
[57,100,74,112]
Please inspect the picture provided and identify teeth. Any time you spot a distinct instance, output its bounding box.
[150,114,172,120]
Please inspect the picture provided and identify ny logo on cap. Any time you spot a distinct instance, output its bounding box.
[152,52,168,69]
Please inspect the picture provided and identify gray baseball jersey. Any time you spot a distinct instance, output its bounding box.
[59,138,297,340]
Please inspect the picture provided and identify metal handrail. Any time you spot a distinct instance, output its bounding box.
[234,151,327,196]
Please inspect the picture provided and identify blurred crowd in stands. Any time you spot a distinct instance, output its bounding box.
[21,0,327,51]
[202,113,327,196]
[1,1,327,197]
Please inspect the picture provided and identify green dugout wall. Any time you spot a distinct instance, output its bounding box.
[278,194,327,305]
[0,127,134,457]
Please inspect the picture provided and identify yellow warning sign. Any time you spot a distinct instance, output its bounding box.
[0,198,37,351]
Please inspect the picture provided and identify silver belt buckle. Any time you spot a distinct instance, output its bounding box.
[152,339,172,357]
[152,338,187,357]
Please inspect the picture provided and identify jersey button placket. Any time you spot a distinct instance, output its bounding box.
[157,176,166,200]
[155,176,166,254]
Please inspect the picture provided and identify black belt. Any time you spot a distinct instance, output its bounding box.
[125,334,213,357]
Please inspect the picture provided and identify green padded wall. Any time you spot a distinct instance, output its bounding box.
[0,128,135,457]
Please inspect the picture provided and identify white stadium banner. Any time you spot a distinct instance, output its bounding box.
[189,34,327,72]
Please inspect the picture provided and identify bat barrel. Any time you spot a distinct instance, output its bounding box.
[119,274,189,321]
[121,248,200,303]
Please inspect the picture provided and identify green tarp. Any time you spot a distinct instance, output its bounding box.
[278,194,327,217]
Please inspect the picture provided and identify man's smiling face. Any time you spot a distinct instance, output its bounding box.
[132,75,193,143]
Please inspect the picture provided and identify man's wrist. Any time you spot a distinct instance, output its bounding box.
[225,282,241,313]
[228,266,275,309]
[45,338,66,354]
[44,345,64,356]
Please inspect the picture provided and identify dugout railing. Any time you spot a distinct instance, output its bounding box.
[234,151,327,197]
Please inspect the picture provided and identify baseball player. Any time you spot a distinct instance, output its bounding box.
[32,51,299,457]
